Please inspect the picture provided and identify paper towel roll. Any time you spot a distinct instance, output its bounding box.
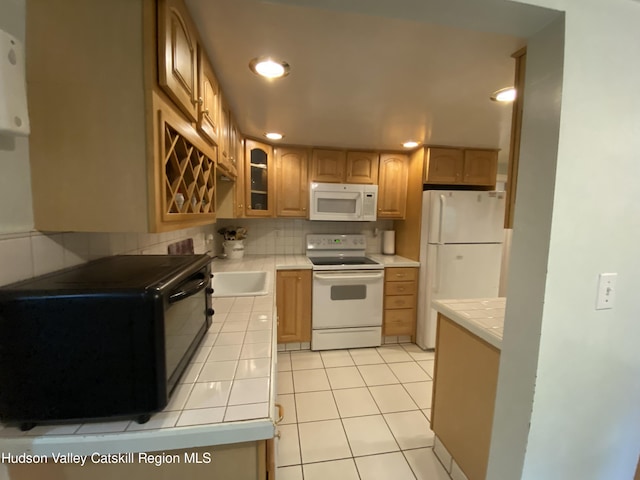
[382,230,395,255]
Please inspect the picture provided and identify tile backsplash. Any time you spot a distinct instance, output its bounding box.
[215,218,393,256]
[0,218,394,286]
[0,225,216,287]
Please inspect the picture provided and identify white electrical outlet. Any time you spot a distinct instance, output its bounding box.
[596,273,617,310]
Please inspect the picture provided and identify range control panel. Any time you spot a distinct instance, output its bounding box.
[306,234,367,251]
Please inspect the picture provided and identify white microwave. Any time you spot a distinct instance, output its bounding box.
[309,183,378,221]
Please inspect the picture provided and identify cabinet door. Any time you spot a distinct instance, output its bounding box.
[310,149,346,183]
[276,148,309,217]
[377,153,409,219]
[462,149,497,187]
[197,49,220,146]
[228,116,239,174]
[346,151,379,184]
[219,98,230,163]
[158,0,198,121]
[276,270,312,343]
[245,139,274,217]
[234,135,245,218]
[425,148,464,184]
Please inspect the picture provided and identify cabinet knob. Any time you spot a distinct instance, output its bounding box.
[197,97,203,106]
[302,207,306,211]
[203,108,209,115]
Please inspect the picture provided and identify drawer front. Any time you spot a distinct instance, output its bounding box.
[383,308,415,336]
[385,267,418,282]
[385,294,416,310]
[385,281,417,296]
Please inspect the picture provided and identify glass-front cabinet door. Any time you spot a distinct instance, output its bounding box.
[244,139,274,217]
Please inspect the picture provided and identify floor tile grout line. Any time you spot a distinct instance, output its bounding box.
[276,346,438,477]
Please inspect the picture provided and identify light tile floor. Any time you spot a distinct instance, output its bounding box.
[276,344,452,480]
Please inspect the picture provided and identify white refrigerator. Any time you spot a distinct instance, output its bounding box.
[416,190,506,349]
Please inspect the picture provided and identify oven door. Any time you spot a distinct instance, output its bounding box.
[164,266,212,394]
[312,269,384,329]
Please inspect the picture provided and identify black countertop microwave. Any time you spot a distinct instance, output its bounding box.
[0,254,213,430]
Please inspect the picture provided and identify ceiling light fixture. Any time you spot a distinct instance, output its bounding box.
[402,141,420,148]
[264,132,284,140]
[249,57,290,79]
[490,87,517,102]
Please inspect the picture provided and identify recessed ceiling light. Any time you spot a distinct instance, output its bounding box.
[264,132,284,140]
[402,141,420,148]
[249,57,290,79]
[490,87,517,102]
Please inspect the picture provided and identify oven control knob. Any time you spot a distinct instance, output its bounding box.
[206,287,214,295]
[206,308,215,316]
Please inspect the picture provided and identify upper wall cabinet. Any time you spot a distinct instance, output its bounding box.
[276,147,309,218]
[424,147,497,188]
[245,139,274,217]
[158,0,199,122]
[310,149,378,184]
[197,47,221,147]
[310,149,345,183]
[26,0,216,233]
[346,151,379,184]
[378,153,409,219]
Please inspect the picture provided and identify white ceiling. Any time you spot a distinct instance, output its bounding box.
[185,0,560,160]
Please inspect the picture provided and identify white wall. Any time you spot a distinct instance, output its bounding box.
[489,1,640,479]
[0,0,33,233]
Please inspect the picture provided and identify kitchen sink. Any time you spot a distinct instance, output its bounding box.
[211,271,269,297]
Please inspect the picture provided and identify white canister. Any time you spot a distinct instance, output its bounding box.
[223,240,245,260]
[382,230,395,255]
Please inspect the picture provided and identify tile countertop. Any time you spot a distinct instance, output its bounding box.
[431,298,506,350]
[0,253,419,456]
[0,256,280,457]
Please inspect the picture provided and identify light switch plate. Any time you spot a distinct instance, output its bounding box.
[596,273,617,310]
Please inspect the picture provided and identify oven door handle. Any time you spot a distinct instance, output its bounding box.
[313,272,384,281]
[169,273,208,303]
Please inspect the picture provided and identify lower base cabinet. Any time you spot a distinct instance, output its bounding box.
[276,270,312,343]
[383,267,418,338]
[7,442,270,480]
[431,314,500,480]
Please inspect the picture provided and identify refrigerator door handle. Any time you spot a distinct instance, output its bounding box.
[434,245,442,293]
[438,194,446,245]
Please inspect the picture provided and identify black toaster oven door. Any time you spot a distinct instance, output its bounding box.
[164,266,213,394]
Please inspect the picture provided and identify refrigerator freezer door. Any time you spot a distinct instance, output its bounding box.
[416,243,503,349]
[427,190,505,244]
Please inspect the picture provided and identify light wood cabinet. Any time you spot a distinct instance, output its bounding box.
[234,135,246,217]
[158,0,199,122]
[310,149,346,183]
[463,149,498,186]
[218,98,232,172]
[196,47,221,148]
[276,270,312,343]
[26,0,216,233]
[424,147,497,188]
[383,267,417,337]
[377,153,409,219]
[432,314,500,480]
[245,139,274,217]
[158,96,216,224]
[310,149,378,184]
[346,151,379,184]
[276,148,309,217]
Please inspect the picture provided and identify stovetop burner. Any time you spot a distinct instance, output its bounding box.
[308,256,379,266]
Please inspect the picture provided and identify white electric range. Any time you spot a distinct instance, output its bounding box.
[306,234,384,350]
